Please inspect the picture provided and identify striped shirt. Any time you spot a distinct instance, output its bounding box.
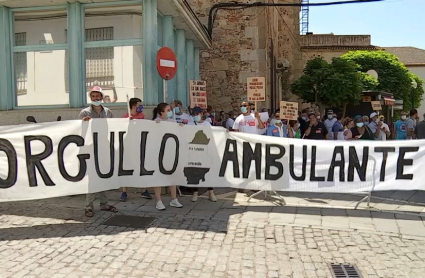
[78,105,114,119]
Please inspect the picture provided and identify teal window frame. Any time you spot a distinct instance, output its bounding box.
[81,0,143,107]
[9,5,69,109]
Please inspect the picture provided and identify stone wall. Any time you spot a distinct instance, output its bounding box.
[187,0,300,112]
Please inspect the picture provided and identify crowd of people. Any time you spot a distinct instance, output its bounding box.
[79,86,425,217]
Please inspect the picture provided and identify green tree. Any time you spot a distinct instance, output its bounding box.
[341,50,424,110]
[291,57,365,114]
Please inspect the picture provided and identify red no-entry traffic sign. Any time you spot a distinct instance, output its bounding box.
[156,47,177,80]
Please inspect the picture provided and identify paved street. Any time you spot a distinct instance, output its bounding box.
[1,189,425,278]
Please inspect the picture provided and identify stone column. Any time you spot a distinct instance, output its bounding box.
[176,30,186,106]
[162,15,176,102]
[0,6,13,110]
[194,47,200,80]
[185,39,195,106]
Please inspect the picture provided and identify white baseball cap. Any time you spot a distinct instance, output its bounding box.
[90,86,103,96]
[370,112,378,118]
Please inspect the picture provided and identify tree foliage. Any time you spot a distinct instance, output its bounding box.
[291,57,364,110]
[341,50,424,110]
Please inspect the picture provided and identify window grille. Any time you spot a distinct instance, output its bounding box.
[85,27,114,89]
[15,32,27,94]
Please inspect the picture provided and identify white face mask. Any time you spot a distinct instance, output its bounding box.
[401,115,407,120]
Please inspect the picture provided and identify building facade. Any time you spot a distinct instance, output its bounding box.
[0,0,211,124]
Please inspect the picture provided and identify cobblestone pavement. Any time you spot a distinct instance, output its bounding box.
[1,190,425,278]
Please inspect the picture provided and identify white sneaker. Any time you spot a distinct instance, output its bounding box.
[192,192,198,202]
[170,198,183,208]
[156,200,166,211]
[209,191,217,202]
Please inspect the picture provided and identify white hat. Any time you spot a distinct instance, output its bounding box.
[370,112,378,118]
[89,86,103,97]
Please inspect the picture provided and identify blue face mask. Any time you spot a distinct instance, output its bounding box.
[174,107,180,114]
[91,100,102,106]
[193,115,201,122]
[357,122,364,128]
[241,106,248,113]
[271,119,281,125]
[136,106,143,113]
[166,111,173,118]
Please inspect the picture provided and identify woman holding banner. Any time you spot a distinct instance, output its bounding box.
[189,106,217,202]
[152,103,184,210]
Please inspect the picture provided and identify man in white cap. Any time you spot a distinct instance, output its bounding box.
[367,112,382,139]
[78,86,117,217]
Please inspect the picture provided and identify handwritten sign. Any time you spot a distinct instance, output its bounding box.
[280,101,298,120]
[247,77,265,102]
[189,80,207,109]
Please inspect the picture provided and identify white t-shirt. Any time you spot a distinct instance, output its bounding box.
[225,118,235,130]
[378,123,390,141]
[233,114,261,134]
[324,118,337,140]
[189,119,211,126]
[155,117,176,123]
[175,113,193,125]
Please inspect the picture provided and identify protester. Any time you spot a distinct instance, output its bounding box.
[315,111,322,122]
[103,87,118,103]
[172,99,193,125]
[367,112,382,139]
[395,111,408,140]
[343,117,354,140]
[120,98,152,202]
[363,115,369,127]
[415,113,425,139]
[266,112,287,137]
[332,112,345,140]
[304,112,328,140]
[249,102,255,114]
[79,86,118,217]
[206,105,216,125]
[216,111,226,126]
[406,109,418,140]
[298,109,308,138]
[189,106,217,202]
[233,101,265,134]
[152,103,183,210]
[287,120,301,139]
[324,109,337,140]
[377,115,391,141]
[225,111,236,131]
[347,115,374,140]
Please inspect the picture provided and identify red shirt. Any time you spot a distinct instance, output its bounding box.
[123,112,145,119]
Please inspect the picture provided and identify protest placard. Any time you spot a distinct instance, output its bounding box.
[189,80,207,108]
[280,101,299,120]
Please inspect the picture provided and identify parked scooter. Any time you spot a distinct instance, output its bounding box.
[26,116,61,123]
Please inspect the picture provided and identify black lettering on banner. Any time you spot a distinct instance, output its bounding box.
[24,136,55,187]
[158,134,179,175]
[310,146,325,182]
[327,146,345,182]
[242,142,262,179]
[374,147,396,181]
[140,131,154,176]
[118,132,134,176]
[57,135,90,182]
[219,139,240,178]
[289,144,306,181]
[396,147,419,180]
[0,138,17,188]
[265,144,285,180]
[348,146,369,181]
[93,132,115,178]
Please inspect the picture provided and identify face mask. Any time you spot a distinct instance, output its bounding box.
[241,106,248,113]
[211,112,216,117]
[357,122,364,128]
[193,115,201,122]
[91,100,102,106]
[401,115,407,120]
[317,116,321,120]
[302,116,307,121]
[174,107,180,114]
[364,122,369,126]
[328,115,333,119]
[271,119,280,125]
[136,106,144,113]
[166,111,173,118]
[375,118,380,123]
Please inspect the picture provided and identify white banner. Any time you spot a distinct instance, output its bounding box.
[0,119,423,202]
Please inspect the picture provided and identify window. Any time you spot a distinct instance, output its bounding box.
[84,4,143,104]
[12,9,68,107]
[85,28,114,89]
[14,33,27,95]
